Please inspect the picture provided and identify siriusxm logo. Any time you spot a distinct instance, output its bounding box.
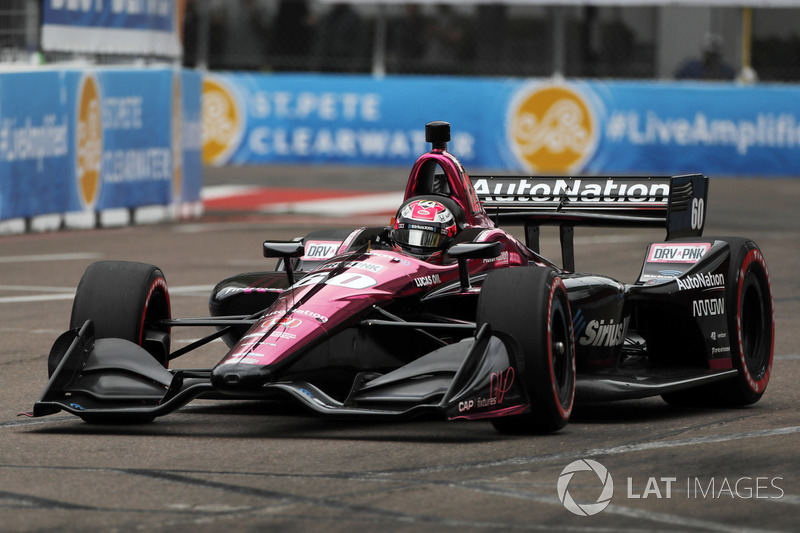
[579,317,629,347]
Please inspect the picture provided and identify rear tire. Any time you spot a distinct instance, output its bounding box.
[69,261,172,366]
[477,267,575,434]
[662,239,773,407]
[719,240,773,405]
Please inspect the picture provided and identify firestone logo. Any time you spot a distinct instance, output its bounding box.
[508,83,597,173]
[558,459,614,516]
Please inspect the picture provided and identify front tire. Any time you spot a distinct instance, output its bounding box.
[477,267,575,434]
[69,261,172,366]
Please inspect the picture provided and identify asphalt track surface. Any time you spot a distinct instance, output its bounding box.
[1,165,799,532]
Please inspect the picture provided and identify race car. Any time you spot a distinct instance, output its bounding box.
[32,121,774,434]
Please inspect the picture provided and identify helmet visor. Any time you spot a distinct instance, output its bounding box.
[393,226,446,249]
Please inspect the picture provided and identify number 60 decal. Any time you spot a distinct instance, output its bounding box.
[293,272,377,290]
[691,198,705,231]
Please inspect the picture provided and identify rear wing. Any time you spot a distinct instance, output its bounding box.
[470,174,708,271]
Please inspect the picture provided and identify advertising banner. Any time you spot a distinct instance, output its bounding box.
[41,0,182,58]
[179,70,204,207]
[203,73,800,177]
[201,73,507,169]
[0,67,202,229]
[0,70,71,221]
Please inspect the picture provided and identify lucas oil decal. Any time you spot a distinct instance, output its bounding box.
[414,274,440,287]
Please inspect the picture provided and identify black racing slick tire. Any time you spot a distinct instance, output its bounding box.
[662,239,773,407]
[477,267,576,434]
[719,239,774,405]
[69,261,172,366]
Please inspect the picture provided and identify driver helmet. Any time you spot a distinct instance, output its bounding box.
[390,198,459,257]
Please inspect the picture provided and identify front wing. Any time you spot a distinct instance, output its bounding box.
[31,318,743,423]
[32,321,530,422]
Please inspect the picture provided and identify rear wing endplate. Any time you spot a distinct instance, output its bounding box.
[471,174,708,271]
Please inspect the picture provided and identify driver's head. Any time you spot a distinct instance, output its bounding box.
[390,197,459,258]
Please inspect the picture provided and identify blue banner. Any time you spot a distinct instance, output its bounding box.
[179,70,203,207]
[41,0,181,58]
[201,73,507,169]
[591,81,800,176]
[203,73,800,177]
[0,67,202,227]
[0,70,71,220]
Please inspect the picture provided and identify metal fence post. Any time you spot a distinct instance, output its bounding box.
[372,3,387,78]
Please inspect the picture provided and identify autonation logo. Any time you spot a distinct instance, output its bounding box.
[558,460,786,516]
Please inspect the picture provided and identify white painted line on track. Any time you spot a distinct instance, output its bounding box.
[0,284,215,304]
[463,483,785,533]
[448,427,800,533]
[0,417,75,429]
[201,185,259,200]
[404,426,800,477]
[0,285,75,293]
[259,192,404,216]
[0,294,75,304]
[169,285,215,295]
[0,253,102,264]
[769,494,800,506]
[569,425,800,460]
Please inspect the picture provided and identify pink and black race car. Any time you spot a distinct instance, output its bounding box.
[33,122,774,434]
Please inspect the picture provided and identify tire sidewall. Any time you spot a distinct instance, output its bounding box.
[478,267,575,431]
[544,278,576,421]
[70,261,171,361]
[727,242,773,399]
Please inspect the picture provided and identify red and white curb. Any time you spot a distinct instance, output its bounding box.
[202,185,403,217]
[0,186,400,236]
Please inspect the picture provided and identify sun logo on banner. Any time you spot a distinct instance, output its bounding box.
[202,75,242,166]
[508,83,597,174]
[76,73,102,208]
[172,72,183,202]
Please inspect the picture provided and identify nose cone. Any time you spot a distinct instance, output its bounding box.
[211,363,273,392]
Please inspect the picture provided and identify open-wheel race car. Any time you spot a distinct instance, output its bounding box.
[32,121,774,434]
